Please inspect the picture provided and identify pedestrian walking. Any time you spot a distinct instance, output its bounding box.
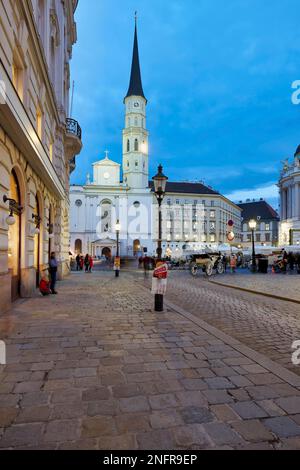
[89,255,94,273]
[76,254,81,271]
[49,252,58,294]
[84,254,90,273]
[222,254,228,273]
[230,255,237,274]
[80,256,84,271]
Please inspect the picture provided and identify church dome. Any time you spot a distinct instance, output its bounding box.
[295,144,300,156]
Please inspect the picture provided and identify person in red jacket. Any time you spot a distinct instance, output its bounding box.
[89,255,94,273]
[39,275,51,296]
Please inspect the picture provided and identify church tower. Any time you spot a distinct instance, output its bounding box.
[122,18,149,189]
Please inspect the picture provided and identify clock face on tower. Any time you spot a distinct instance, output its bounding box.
[133,102,140,108]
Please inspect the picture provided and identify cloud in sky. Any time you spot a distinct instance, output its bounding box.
[70,0,300,202]
[225,182,279,208]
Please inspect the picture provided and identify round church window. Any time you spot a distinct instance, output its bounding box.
[133,201,140,208]
[75,200,82,207]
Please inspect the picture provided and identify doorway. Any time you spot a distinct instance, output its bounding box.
[33,195,41,288]
[8,170,21,301]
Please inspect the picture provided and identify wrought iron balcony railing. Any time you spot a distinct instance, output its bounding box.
[66,118,82,140]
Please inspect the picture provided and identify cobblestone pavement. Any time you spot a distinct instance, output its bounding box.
[211,271,300,302]
[144,271,300,374]
[1,272,300,449]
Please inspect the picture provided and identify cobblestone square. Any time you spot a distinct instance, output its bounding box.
[0,271,300,450]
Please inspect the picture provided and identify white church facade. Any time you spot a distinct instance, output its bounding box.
[70,21,242,259]
[279,145,300,246]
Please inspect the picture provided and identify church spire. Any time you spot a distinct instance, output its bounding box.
[124,14,147,102]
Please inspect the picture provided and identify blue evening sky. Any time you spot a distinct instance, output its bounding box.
[70,0,300,208]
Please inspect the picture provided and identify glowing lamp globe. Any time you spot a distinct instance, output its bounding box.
[6,214,16,226]
[227,231,235,242]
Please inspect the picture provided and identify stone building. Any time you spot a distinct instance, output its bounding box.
[70,21,241,259]
[279,145,300,246]
[238,200,279,248]
[0,0,82,312]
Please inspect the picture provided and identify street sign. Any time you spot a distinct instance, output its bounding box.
[114,257,121,271]
[227,231,235,242]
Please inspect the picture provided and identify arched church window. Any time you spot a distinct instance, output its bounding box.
[127,161,129,168]
[135,161,138,167]
[127,140,130,152]
[100,200,112,234]
[134,117,138,127]
[134,139,139,151]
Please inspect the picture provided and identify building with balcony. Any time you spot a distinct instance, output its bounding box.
[70,21,241,260]
[279,145,300,246]
[238,200,279,248]
[0,0,82,312]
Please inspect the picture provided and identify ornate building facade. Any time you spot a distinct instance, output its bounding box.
[70,22,241,259]
[238,200,279,248]
[279,145,300,246]
[0,0,82,313]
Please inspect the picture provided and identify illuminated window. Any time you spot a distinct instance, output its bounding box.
[49,141,53,161]
[36,108,43,140]
[12,62,24,101]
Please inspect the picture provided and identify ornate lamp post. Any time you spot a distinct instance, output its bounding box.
[152,165,168,312]
[115,219,121,278]
[249,219,257,273]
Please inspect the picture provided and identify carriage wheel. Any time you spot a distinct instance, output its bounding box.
[205,264,213,277]
[217,262,224,275]
[190,264,198,276]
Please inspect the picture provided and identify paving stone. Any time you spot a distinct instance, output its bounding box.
[81,416,117,438]
[149,393,178,410]
[155,380,183,393]
[97,434,138,450]
[230,401,268,420]
[87,400,119,417]
[117,413,151,433]
[82,388,110,402]
[210,405,241,423]
[111,384,141,398]
[179,406,214,425]
[51,388,82,404]
[202,422,244,446]
[136,429,176,450]
[0,423,44,448]
[51,404,87,420]
[173,424,214,448]
[228,375,253,388]
[275,397,300,415]
[14,381,43,393]
[0,408,18,427]
[59,439,98,450]
[149,409,182,429]
[264,417,300,438]
[119,396,150,413]
[246,373,282,386]
[44,420,80,442]
[230,419,276,443]
[20,391,50,408]
[245,386,279,401]
[257,400,286,418]
[15,406,50,424]
[205,377,235,390]
[202,389,233,405]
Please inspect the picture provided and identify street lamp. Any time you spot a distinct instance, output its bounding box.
[249,219,257,273]
[115,219,121,278]
[3,195,23,225]
[152,165,168,312]
[152,165,168,260]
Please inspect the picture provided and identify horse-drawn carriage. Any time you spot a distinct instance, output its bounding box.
[189,253,224,277]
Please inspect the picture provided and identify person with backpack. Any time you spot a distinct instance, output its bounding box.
[49,252,58,294]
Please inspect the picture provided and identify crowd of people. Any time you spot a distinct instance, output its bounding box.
[75,254,94,273]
